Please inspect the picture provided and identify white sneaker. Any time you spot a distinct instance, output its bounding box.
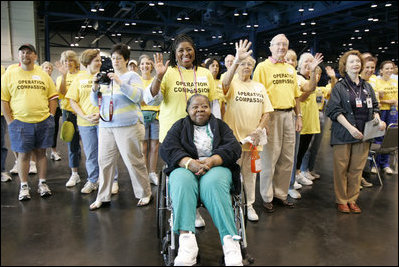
[303,171,316,181]
[247,205,259,221]
[29,161,37,174]
[81,181,98,194]
[195,209,205,228]
[223,235,243,266]
[38,182,52,197]
[10,161,18,174]
[50,151,61,161]
[288,188,301,199]
[149,172,159,185]
[111,181,119,194]
[383,167,393,175]
[310,171,320,179]
[371,166,378,174]
[296,172,313,186]
[174,232,198,266]
[66,173,81,187]
[1,172,12,182]
[19,184,31,201]
[293,181,302,190]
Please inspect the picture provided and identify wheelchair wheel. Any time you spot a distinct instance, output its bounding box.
[157,170,167,240]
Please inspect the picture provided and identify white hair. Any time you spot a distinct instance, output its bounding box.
[297,53,313,72]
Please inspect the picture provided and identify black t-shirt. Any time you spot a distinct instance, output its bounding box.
[345,75,369,133]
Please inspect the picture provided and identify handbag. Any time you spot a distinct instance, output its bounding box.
[142,110,157,123]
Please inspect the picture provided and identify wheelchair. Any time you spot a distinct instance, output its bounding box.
[156,166,254,266]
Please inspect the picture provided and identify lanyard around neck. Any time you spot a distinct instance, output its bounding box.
[97,80,113,122]
[177,65,197,102]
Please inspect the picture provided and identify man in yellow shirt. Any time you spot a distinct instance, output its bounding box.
[253,34,302,212]
[1,44,58,201]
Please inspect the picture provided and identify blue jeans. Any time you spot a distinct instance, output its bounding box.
[1,116,8,172]
[78,125,99,183]
[62,110,81,169]
[375,108,398,168]
[301,111,326,172]
[289,131,301,189]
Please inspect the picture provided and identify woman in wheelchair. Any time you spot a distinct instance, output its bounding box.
[160,94,243,266]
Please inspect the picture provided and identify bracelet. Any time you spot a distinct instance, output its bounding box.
[185,158,193,169]
[296,113,303,118]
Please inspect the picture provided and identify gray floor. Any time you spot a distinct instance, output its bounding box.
[1,119,398,266]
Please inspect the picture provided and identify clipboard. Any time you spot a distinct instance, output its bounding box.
[362,120,385,141]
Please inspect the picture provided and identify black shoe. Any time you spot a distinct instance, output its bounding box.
[263,202,275,213]
[274,198,294,208]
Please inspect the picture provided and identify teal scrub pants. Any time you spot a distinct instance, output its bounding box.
[169,166,238,244]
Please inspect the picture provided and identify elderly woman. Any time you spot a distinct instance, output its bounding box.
[222,39,274,222]
[325,50,385,214]
[160,94,243,266]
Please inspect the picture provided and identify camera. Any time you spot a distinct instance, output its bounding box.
[96,72,111,85]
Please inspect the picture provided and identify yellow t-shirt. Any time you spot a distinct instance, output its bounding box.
[375,78,398,110]
[65,71,99,126]
[141,77,160,112]
[315,86,329,111]
[253,59,300,109]
[224,79,274,151]
[5,63,40,73]
[324,83,332,100]
[1,66,57,123]
[298,75,320,135]
[158,66,219,142]
[56,71,82,112]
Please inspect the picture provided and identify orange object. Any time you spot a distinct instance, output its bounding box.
[250,144,261,173]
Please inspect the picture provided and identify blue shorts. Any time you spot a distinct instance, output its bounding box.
[8,115,55,153]
[144,119,159,140]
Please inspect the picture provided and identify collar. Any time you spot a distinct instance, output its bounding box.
[268,56,286,64]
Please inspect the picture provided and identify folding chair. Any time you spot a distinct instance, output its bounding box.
[368,123,398,186]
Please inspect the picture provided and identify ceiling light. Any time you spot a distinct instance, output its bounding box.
[391,41,396,44]
[87,25,92,28]
[152,30,157,34]
[302,32,307,35]
[218,35,222,38]
[184,16,190,20]
[81,25,86,28]
[158,1,164,5]
[177,17,182,21]
[311,21,316,25]
[308,7,314,11]
[75,43,79,47]
[131,22,136,25]
[201,28,205,32]
[125,23,130,26]
[80,36,84,39]
[246,24,251,28]
[149,2,155,6]
[357,37,362,39]
[368,18,374,21]
[242,10,248,16]
[212,35,216,39]
[70,44,75,47]
[385,3,392,7]
[354,29,359,32]
[117,33,121,36]
[98,8,104,12]
[298,8,304,12]
[303,41,307,43]
[91,8,97,12]
[194,29,198,32]
[158,30,163,33]
[311,32,316,35]
[343,44,346,46]
[300,22,306,26]
[373,18,379,22]
[371,4,377,8]
[234,10,240,16]
[364,29,369,32]
[351,37,355,39]
[254,24,259,28]
[75,36,79,39]
[348,43,352,46]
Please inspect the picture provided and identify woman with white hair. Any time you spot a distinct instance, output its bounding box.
[223,40,274,222]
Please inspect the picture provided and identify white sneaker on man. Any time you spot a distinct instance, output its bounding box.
[195,209,205,227]
[247,205,259,221]
[81,181,98,194]
[383,167,393,175]
[1,172,12,182]
[111,181,119,194]
[293,181,302,190]
[19,184,31,201]
[370,166,378,174]
[223,235,243,266]
[37,182,52,197]
[10,161,18,174]
[303,171,316,181]
[174,232,198,266]
[50,151,61,161]
[296,172,313,186]
[29,161,37,174]
[66,173,81,187]
[288,188,301,199]
[149,172,159,185]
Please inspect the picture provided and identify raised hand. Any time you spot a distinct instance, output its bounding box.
[54,61,68,76]
[153,53,170,78]
[235,39,253,63]
[309,53,323,72]
[325,66,336,78]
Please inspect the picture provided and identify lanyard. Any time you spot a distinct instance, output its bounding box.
[98,80,113,122]
[177,65,197,102]
[346,77,362,99]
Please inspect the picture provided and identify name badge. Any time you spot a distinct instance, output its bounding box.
[355,98,362,108]
[366,97,372,108]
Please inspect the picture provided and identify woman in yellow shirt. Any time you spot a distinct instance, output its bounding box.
[205,58,225,118]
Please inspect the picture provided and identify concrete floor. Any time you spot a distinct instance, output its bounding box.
[1,118,398,266]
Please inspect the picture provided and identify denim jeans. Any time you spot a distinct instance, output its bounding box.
[62,110,81,168]
[1,116,8,172]
[78,125,99,183]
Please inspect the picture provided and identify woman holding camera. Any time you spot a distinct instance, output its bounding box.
[89,44,151,210]
[66,49,101,195]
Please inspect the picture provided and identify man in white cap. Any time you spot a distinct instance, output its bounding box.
[128,59,139,73]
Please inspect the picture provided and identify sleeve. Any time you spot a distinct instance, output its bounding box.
[1,73,11,101]
[119,73,143,104]
[207,70,219,101]
[252,64,264,84]
[294,73,301,97]
[212,120,242,166]
[325,83,345,121]
[143,83,163,105]
[46,76,58,99]
[262,86,274,113]
[159,120,191,169]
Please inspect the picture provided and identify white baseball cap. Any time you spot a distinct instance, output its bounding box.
[128,59,138,66]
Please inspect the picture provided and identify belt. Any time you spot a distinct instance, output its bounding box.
[274,107,293,112]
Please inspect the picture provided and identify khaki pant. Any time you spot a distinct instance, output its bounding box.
[260,111,295,203]
[333,142,370,204]
[237,151,256,206]
[96,123,151,202]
